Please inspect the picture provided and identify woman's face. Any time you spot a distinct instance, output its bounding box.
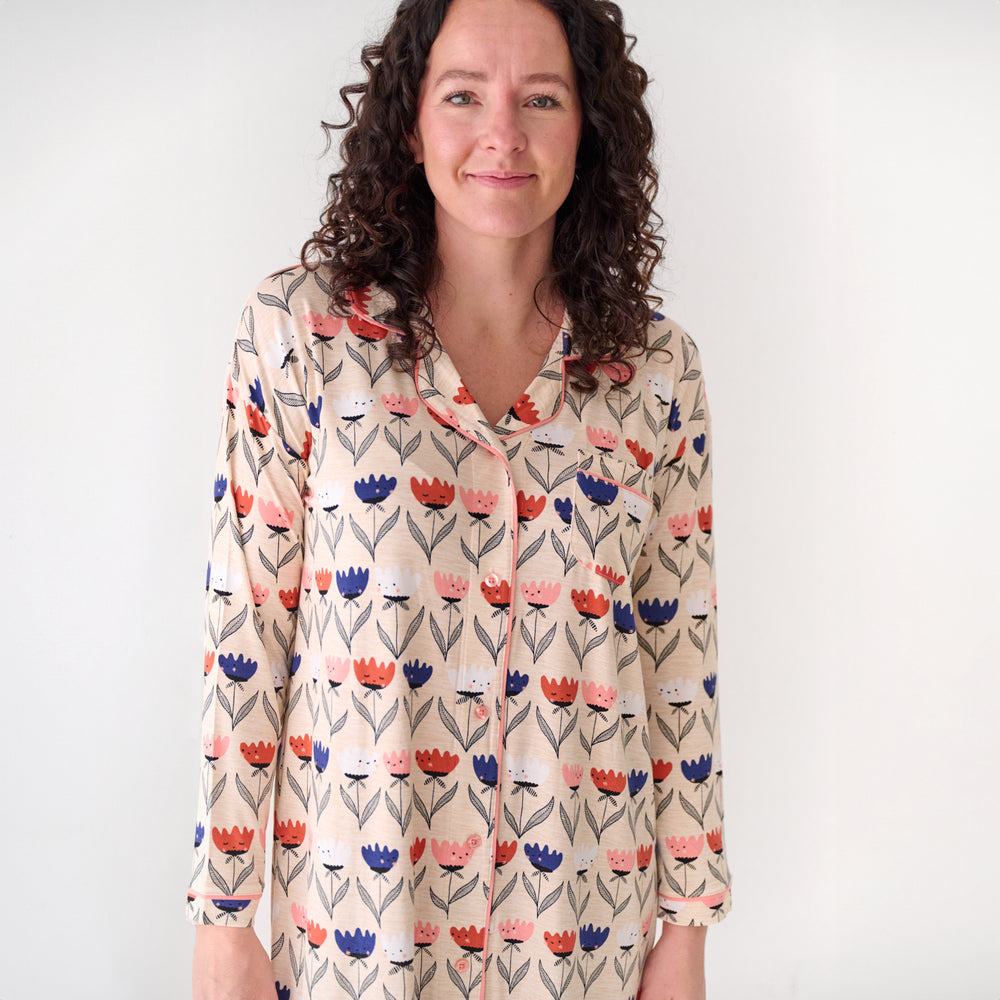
[409,0,583,248]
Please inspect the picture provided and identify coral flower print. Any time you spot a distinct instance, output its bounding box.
[188,272,731,996]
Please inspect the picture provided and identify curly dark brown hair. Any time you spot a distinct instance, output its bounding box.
[300,0,664,391]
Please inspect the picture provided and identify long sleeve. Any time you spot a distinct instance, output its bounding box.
[634,330,733,925]
[186,279,313,926]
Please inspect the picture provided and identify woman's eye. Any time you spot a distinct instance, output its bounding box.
[444,92,473,106]
[528,94,560,109]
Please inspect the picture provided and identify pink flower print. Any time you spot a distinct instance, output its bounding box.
[381,392,419,417]
[586,426,619,453]
[383,750,411,777]
[252,583,269,607]
[521,580,560,609]
[325,656,350,687]
[582,681,617,712]
[562,763,584,790]
[434,572,469,603]
[498,918,534,942]
[258,498,295,532]
[459,487,498,519]
[225,371,239,408]
[414,921,440,947]
[204,650,214,675]
[303,309,343,341]
[203,735,229,761]
[664,834,705,864]
[668,511,696,543]
[430,836,478,872]
[300,567,314,594]
[640,910,654,935]
[606,848,635,875]
[291,901,308,932]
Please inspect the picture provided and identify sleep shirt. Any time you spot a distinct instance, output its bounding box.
[186,265,733,1000]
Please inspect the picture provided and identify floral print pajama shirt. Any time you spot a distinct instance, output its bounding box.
[187,265,733,1000]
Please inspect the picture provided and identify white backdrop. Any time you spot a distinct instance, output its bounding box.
[2,1,998,997]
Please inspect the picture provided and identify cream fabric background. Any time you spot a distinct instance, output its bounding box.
[1,1,998,997]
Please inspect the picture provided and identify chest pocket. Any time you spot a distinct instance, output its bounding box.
[570,449,654,580]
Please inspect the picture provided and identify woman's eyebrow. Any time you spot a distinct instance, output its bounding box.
[431,69,572,89]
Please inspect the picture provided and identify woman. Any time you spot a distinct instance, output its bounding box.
[189,1,733,998]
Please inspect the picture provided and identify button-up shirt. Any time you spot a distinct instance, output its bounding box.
[187,265,733,1000]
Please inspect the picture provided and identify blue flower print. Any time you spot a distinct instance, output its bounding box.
[313,740,330,774]
[248,377,266,414]
[703,673,717,698]
[335,928,377,959]
[403,660,433,688]
[213,475,227,502]
[194,822,204,848]
[308,396,323,429]
[355,475,397,504]
[361,843,399,874]
[613,600,635,634]
[637,598,679,627]
[681,754,713,784]
[213,898,252,914]
[524,843,563,873]
[337,567,369,600]
[693,432,706,456]
[205,561,211,590]
[576,473,618,507]
[473,754,498,787]
[276,986,291,1000]
[668,398,682,431]
[290,653,302,676]
[506,670,529,696]
[627,769,648,797]
[578,924,610,951]
[218,653,257,682]
[554,497,573,523]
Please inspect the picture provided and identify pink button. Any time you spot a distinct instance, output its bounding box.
[484,572,500,587]
[475,704,489,720]
[468,834,482,848]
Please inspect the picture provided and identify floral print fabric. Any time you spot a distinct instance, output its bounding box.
[187,266,732,1000]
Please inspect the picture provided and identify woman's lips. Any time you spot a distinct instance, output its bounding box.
[468,172,534,189]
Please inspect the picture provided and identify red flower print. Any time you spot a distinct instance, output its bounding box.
[494,840,518,866]
[698,505,713,535]
[415,748,460,777]
[591,565,625,586]
[434,572,469,603]
[244,402,271,439]
[450,925,486,952]
[520,580,560,608]
[204,650,215,675]
[590,768,627,795]
[410,838,426,865]
[664,436,686,468]
[459,487,499,519]
[651,759,673,782]
[279,587,299,611]
[668,512,696,542]
[314,568,332,595]
[509,392,539,424]
[240,741,276,769]
[516,491,546,522]
[480,578,511,611]
[299,431,313,463]
[586,426,619,453]
[544,930,575,956]
[259,499,295,532]
[381,392,419,417]
[345,285,372,311]
[306,920,327,949]
[252,583,269,606]
[706,827,724,855]
[571,589,610,620]
[231,484,254,517]
[347,313,388,342]
[428,406,457,428]
[411,476,455,510]
[303,309,343,341]
[625,438,653,469]
[637,843,653,870]
[414,921,439,946]
[212,826,254,856]
[665,834,704,864]
[226,372,238,408]
[353,657,395,689]
[541,676,578,706]
[453,383,475,405]
[275,819,307,848]
[288,734,312,762]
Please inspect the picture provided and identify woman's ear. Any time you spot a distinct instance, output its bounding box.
[408,127,424,165]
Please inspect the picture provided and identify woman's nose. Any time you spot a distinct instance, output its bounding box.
[479,102,527,154]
